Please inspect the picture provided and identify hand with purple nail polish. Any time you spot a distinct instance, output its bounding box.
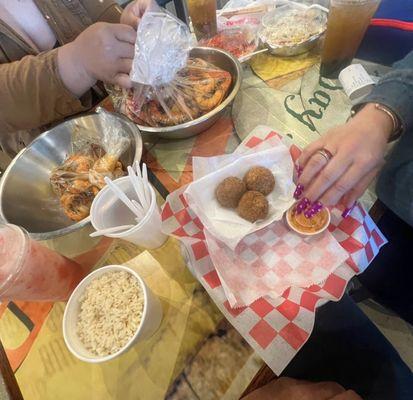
[293,103,392,213]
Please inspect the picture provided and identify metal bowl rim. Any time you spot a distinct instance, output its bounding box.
[0,110,143,240]
[135,47,242,134]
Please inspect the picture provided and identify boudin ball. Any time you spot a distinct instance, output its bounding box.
[243,166,275,196]
[237,191,269,223]
[215,177,247,208]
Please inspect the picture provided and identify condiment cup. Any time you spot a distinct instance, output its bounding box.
[285,204,331,237]
[63,265,163,363]
[90,177,167,249]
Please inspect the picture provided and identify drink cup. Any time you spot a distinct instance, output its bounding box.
[90,177,167,249]
[186,0,217,40]
[320,0,381,79]
[0,224,86,302]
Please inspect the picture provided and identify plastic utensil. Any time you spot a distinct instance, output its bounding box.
[89,225,135,238]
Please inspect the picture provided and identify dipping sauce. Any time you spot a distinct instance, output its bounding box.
[287,206,330,235]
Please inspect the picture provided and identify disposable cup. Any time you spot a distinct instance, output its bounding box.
[90,177,167,249]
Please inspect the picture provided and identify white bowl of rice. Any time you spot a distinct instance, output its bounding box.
[63,265,163,363]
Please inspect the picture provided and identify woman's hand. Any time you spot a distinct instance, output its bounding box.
[58,22,136,96]
[120,0,153,29]
[294,103,394,218]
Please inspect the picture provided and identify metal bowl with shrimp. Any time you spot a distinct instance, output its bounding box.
[128,47,242,140]
[0,110,142,244]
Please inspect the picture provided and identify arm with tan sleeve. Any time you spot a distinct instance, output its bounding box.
[80,0,122,23]
[0,48,91,134]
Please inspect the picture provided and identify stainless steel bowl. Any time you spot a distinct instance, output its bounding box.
[0,111,142,241]
[136,47,242,140]
[263,32,325,57]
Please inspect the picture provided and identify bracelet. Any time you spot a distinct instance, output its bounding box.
[374,103,402,141]
[351,103,403,142]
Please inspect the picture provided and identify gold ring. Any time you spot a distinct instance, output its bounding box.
[317,148,334,163]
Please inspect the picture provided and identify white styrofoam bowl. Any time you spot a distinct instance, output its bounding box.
[63,264,163,363]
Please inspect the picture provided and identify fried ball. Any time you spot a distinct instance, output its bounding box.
[243,166,275,196]
[237,191,269,222]
[215,177,247,208]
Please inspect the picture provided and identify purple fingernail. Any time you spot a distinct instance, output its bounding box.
[294,184,304,200]
[342,202,356,219]
[295,197,310,214]
[296,165,303,178]
[304,201,323,219]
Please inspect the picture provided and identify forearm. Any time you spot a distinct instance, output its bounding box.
[359,51,413,134]
[57,43,96,98]
[0,50,90,134]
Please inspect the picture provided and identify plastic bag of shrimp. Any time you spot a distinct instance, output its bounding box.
[120,4,233,127]
[49,110,130,221]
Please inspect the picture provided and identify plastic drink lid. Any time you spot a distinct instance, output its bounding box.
[0,224,29,295]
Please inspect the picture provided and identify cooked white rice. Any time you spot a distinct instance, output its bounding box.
[77,270,144,356]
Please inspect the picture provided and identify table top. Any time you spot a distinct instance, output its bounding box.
[0,54,387,399]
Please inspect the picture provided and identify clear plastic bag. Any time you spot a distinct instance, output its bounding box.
[50,110,130,221]
[123,5,232,127]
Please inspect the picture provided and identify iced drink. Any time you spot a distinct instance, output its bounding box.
[187,0,217,40]
[0,224,87,302]
[320,0,380,78]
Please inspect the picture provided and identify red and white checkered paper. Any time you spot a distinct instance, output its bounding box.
[161,126,387,375]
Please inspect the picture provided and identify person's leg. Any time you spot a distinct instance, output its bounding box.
[282,295,413,400]
[358,208,413,324]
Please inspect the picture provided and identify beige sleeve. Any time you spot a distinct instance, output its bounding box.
[0,48,91,134]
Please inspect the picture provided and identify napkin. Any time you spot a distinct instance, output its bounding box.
[205,221,348,307]
[184,136,295,250]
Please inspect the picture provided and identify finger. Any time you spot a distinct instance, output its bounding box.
[340,166,381,208]
[296,139,325,170]
[116,42,135,59]
[302,152,353,203]
[317,162,373,206]
[113,73,133,89]
[116,58,133,74]
[112,24,137,44]
[125,14,139,29]
[330,390,363,400]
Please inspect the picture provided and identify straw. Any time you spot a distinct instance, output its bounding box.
[127,166,149,210]
[104,177,143,219]
[90,225,135,237]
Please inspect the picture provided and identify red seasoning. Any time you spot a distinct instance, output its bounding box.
[200,29,257,59]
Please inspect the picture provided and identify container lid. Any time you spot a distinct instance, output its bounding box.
[0,224,29,295]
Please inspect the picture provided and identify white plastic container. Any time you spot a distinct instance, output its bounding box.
[63,264,163,363]
[90,176,167,249]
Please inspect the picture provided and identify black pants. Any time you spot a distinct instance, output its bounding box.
[283,209,413,399]
[358,209,413,325]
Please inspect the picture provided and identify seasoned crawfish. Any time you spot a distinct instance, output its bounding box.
[50,145,125,221]
[126,58,232,127]
[60,190,95,222]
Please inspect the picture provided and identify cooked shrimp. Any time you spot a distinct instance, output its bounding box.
[60,191,94,222]
[64,154,95,173]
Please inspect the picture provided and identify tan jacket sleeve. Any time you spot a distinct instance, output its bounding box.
[80,0,122,24]
[0,48,91,134]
